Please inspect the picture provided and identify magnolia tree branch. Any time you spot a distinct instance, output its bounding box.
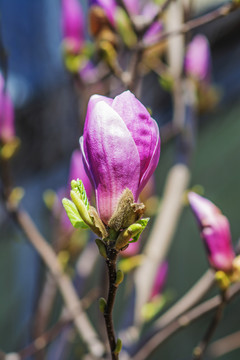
[103,248,119,360]
[192,291,227,360]
[208,330,240,358]
[131,282,240,360]
[156,269,215,329]
[7,205,105,359]
[142,1,239,50]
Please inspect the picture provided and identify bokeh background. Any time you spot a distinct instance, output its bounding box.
[0,0,240,359]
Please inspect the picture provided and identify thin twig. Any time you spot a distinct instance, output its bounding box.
[131,282,240,360]
[192,291,227,360]
[141,2,239,50]
[7,205,105,359]
[156,269,215,329]
[104,247,119,360]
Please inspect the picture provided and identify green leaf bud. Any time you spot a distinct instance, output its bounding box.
[70,190,93,227]
[62,198,89,229]
[114,338,122,355]
[99,297,107,314]
[115,269,124,286]
[95,239,107,259]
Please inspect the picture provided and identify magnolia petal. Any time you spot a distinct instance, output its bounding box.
[83,101,140,224]
[112,91,160,187]
[138,119,160,196]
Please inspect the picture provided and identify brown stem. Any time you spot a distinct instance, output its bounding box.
[104,247,119,360]
[7,205,105,358]
[192,291,227,360]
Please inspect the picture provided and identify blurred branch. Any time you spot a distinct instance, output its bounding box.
[131,282,240,360]
[208,330,240,358]
[18,288,100,359]
[133,164,191,325]
[142,1,239,50]
[156,269,215,329]
[192,291,227,360]
[7,205,105,359]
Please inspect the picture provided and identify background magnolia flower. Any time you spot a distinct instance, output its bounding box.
[150,261,168,300]
[81,90,160,224]
[185,34,211,82]
[188,192,235,272]
[0,75,15,142]
[62,0,85,53]
[67,149,92,199]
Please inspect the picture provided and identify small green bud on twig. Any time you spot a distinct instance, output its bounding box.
[99,297,107,314]
[114,338,122,355]
[115,269,124,286]
[95,239,107,259]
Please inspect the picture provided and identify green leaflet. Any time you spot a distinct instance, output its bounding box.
[71,179,89,210]
[62,198,89,229]
[129,218,150,243]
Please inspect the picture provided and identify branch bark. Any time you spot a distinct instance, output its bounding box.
[8,206,105,359]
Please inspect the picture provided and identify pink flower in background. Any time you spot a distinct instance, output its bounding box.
[143,21,163,45]
[67,149,92,199]
[150,261,168,300]
[185,35,211,82]
[81,90,160,224]
[121,240,140,257]
[188,192,235,272]
[0,75,15,142]
[62,0,85,53]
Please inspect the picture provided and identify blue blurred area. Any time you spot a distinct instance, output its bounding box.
[0,0,64,106]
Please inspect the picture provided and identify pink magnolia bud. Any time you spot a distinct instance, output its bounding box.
[81,90,160,225]
[0,75,15,142]
[89,0,117,26]
[185,35,211,82]
[188,192,235,272]
[62,0,85,53]
[150,261,168,300]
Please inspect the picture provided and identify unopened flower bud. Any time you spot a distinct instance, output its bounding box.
[188,192,235,272]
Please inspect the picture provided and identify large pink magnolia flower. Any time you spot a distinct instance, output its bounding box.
[81,90,160,225]
[185,35,211,82]
[62,0,85,53]
[188,192,235,272]
[0,75,15,142]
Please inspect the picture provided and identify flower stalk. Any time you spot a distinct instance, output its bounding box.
[104,244,120,360]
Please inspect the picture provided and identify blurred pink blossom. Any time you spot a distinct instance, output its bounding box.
[185,35,211,82]
[188,192,235,272]
[0,75,15,142]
